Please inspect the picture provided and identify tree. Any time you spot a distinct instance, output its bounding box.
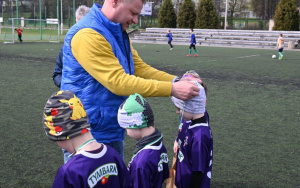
[29,1,38,19]
[177,0,196,28]
[146,0,160,27]
[158,0,177,28]
[214,0,221,17]
[42,1,50,19]
[273,0,299,31]
[226,0,248,26]
[195,0,217,29]
[250,0,280,19]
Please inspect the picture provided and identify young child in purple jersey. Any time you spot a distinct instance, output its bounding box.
[118,93,169,188]
[42,90,131,188]
[172,70,212,188]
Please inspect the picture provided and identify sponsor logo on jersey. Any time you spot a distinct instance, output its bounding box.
[88,163,118,188]
[158,153,169,172]
[178,139,182,149]
[178,150,184,162]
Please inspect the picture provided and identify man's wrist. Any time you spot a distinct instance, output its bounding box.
[172,77,180,83]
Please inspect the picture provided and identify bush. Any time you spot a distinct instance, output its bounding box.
[177,0,196,28]
[273,0,299,31]
[195,0,217,29]
[158,0,177,28]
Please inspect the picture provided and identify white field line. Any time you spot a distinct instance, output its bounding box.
[204,54,261,63]
[205,60,217,63]
[234,54,261,59]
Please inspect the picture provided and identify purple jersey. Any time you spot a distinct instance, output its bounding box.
[175,115,213,188]
[128,142,169,188]
[53,144,131,188]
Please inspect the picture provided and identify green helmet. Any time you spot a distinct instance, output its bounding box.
[118,93,154,129]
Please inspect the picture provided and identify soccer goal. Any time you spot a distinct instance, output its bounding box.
[3,18,60,44]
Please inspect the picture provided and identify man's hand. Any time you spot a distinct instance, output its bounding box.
[171,80,200,100]
[180,76,202,84]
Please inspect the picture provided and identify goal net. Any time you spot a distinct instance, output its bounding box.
[3,18,60,44]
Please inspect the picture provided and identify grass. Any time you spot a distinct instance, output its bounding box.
[0,25,61,42]
[0,42,299,187]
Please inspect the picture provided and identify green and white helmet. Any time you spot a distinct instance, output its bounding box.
[118,93,154,129]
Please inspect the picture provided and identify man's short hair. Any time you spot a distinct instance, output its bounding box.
[75,5,90,21]
[124,0,146,4]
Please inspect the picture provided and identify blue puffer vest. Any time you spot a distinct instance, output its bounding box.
[61,4,134,143]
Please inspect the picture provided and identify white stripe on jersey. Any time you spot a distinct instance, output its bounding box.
[188,123,208,129]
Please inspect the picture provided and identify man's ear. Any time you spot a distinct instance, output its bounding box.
[112,0,120,8]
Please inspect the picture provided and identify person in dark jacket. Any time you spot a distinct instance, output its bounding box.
[52,48,63,88]
[52,5,91,88]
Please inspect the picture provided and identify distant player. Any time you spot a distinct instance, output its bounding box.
[276,33,284,60]
[118,93,169,188]
[15,27,23,42]
[172,70,213,188]
[166,29,173,50]
[187,28,198,57]
[42,90,131,187]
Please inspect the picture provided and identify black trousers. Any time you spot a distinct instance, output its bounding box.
[18,34,23,42]
[189,44,196,50]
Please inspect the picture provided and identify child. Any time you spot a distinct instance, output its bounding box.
[187,28,198,57]
[118,93,169,188]
[166,29,174,50]
[15,27,23,42]
[171,71,212,188]
[42,90,131,188]
[276,33,284,60]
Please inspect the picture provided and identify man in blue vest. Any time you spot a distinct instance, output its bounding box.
[61,0,200,161]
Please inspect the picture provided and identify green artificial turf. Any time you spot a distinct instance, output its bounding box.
[0,42,299,187]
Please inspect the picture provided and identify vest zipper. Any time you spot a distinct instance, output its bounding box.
[122,32,132,75]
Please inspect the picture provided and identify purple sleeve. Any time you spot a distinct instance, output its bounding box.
[131,168,151,188]
[117,159,132,188]
[191,135,208,173]
[52,167,71,188]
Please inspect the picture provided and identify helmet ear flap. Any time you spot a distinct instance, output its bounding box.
[119,100,126,110]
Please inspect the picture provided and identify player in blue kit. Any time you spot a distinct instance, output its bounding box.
[187,29,198,57]
[172,70,212,188]
[42,90,131,188]
[166,29,174,50]
[118,93,169,188]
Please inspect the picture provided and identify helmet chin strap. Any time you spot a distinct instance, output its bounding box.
[178,102,186,130]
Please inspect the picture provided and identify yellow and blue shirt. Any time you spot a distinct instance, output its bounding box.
[61,4,175,143]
